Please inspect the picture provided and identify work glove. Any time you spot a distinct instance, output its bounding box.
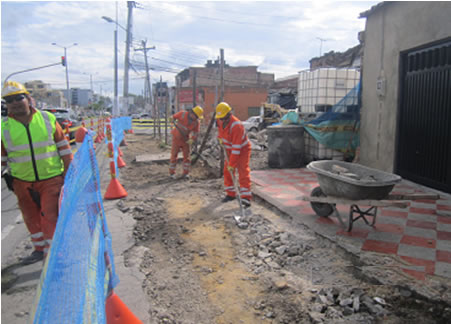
[186,139,194,145]
[169,116,174,123]
[218,138,223,145]
[227,165,235,173]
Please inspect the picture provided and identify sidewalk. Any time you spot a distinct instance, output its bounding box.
[251,168,451,299]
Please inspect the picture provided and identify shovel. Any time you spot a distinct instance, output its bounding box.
[220,144,247,225]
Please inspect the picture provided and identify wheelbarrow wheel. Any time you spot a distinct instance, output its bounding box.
[310,186,334,217]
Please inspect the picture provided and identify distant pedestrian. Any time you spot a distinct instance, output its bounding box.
[1,81,73,265]
[169,106,203,179]
[215,102,252,208]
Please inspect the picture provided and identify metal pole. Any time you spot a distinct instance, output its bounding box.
[64,47,71,108]
[220,49,224,102]
[123,1,134,116]
[114,29,118,116]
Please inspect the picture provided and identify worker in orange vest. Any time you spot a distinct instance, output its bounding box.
[169,106,203,179]
[215,102,252,208]
[1,81,73,265]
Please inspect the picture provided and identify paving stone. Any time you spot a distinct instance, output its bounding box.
[434,261,451,278]
[407,212,437,223]
[437,240,451,251]
[367,231,403,243]
[397,244,435,261]
[437,223,451,232]
[403,226,437,240]
[377,215,408,226]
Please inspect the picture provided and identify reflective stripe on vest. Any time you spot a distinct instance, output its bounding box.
[1,110,64,181]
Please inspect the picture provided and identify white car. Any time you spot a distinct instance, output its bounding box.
[242,116,262,132]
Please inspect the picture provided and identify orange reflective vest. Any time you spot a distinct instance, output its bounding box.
[217,115,250,168]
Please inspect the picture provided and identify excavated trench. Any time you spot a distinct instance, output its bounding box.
[118,133,451,323]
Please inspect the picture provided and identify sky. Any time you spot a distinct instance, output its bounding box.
[1,1,378,99]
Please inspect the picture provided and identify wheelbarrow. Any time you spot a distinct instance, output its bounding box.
[303,160,440,231]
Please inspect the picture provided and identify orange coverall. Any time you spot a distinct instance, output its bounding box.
[217,114,252,202]
[1,108,73,255]
[169,110,200,176]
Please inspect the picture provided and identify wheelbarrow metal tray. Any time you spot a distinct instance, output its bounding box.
[307,160,402,200]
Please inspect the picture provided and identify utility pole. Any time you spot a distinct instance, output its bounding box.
[192,69,197,107]
[123,1,135,116]
[220,49,224,102]
[135,39,155,114]
[219,49,225,176]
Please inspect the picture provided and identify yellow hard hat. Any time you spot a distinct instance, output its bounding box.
[192,106,204,119]
[215,102,232,119]
[2,81,29,98]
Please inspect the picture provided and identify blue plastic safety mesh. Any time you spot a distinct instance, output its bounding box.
[32,133,119,324]
[303,83,361,152]
[107,117,131,177]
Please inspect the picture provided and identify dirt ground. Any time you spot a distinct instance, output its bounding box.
[117,132,450,324]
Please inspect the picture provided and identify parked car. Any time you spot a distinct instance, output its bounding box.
[43,108,80,141]
[242,116,263,133]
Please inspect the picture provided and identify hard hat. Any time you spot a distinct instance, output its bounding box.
[192,106,204,119]
[2,81,29,98]
[215,102,232,119]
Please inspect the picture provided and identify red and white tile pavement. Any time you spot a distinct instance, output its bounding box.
[251,168,451,281]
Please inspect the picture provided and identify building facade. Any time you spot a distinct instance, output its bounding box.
[24,80,67,108]
[359,2,451,193]
[176,60,274,122]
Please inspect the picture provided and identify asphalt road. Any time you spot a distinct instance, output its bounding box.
[1,179,28,265]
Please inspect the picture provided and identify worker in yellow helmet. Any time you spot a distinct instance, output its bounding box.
[1,81,73,265]
[169,106,203,179]
[216,102,252,208]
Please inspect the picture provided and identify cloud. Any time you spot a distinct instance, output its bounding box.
[2,1,378,96]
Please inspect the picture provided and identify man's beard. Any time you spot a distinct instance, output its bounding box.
[11,106,29,116]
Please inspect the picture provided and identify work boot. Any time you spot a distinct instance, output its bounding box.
[241,199,251,209]
[181,173,190,180]
[221,195,236,203]
[21,250,44,265]
[170,174,177,180]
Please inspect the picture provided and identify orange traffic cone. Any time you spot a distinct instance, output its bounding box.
[75,127,88,150]
[106,292,142,324]
[104,178,128,200]
[117,155,126,168]
[117,147,123,156]
[95,133,102,143]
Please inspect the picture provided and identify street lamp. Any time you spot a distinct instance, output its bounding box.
[102,2,133,116]
[52,42,77,108]
[102,15,122,116]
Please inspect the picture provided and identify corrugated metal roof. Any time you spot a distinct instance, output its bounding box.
[359,1,389,18]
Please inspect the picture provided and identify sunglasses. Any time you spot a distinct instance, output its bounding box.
[4,94,26,104]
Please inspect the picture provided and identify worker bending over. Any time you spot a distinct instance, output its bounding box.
[1,81,73,265]
[169,106,203,179]
[216,102,252,208]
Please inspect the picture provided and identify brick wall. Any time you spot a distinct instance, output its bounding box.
[202,87,268,124]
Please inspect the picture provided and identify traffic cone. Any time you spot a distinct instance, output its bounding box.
[106,292,142,324]
[75,127,88,150]
[117,147,123,156]
[117,155,126,168]
[104,178,128,200]
[95,133,102,143]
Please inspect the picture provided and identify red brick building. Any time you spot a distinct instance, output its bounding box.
[176,60,274,123]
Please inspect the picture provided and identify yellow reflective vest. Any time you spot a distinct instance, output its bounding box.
[1,110,64,181]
